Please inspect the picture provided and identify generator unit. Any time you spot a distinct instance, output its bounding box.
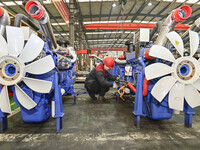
[115,5,200,128]
[0,0,77,133]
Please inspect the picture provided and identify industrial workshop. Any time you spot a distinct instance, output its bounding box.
[0,0,200,149]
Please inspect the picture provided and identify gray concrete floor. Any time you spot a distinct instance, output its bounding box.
[1,83,200,150]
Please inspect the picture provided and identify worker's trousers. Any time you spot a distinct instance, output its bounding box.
[85,79,109,96]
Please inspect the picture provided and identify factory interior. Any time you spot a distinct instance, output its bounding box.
[0,0,200,149]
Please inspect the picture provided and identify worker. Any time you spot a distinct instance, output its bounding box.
[85,57,120,103]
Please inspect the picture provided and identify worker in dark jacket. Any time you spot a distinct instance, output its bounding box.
[85,57,119,103]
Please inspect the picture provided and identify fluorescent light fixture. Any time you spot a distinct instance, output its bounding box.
[52,23,59,26]
[52,23,67,26]
[58,23,67,25]
[54,33,69,36]
[61,33,69,36]
[141,21,149,23]
[149,21,157,24]
[43,0,52,4]
[124,31,134,33]
[133,20,141,23]
[0,2,3,6]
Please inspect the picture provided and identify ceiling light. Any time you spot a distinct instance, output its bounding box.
[148,2,152,6]
[112,3,116,7]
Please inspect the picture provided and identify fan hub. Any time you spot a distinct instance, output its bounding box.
[177,60,195,80]
[0,56,25,85]
[172,56,200,84]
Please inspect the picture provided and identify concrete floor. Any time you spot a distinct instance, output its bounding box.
[1,83,200,150]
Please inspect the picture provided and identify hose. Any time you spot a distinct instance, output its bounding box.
[14,13,39,31]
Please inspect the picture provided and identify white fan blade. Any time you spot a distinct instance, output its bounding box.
[22,77,52,93]
[189,30,199,56]
[145,63,174,80]
[6,26,24,57]
[19,34,44,63]
[151,76,177,102]
[169,82,184,111]
[185,84,200,108]
[149,45,175,62]
[0,35,8,57]
[15,84,37,110]
[166,31,184,57]
[193,79,200,91]
[24,55,55,75]
[0,86,11,114]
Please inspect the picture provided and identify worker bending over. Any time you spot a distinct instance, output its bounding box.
[85,57,119,103]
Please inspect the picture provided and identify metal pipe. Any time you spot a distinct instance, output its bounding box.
[115,58,127,65]
[155,5,192,46]
[90,54,103,61]
[182,17,200,44]
[0,7,10,26]
[25,0,58,50]
[14,13,39,31]
[0,6,10,34]
[149,21,162,41]
[25,0,77,63]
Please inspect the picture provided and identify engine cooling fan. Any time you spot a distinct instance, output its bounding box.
[0,26,55,114]
[145,30,200,111]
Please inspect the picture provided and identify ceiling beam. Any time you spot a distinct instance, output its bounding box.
[50,13,165,20]
[84,23,190,30]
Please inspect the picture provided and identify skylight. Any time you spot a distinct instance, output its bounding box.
[186,0,198,3]
[2,2,16,6]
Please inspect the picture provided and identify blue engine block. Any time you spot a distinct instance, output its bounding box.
[0,43,76,132]
[114,47,194,128]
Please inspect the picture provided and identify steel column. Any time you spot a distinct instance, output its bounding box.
[69,0,75,47]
